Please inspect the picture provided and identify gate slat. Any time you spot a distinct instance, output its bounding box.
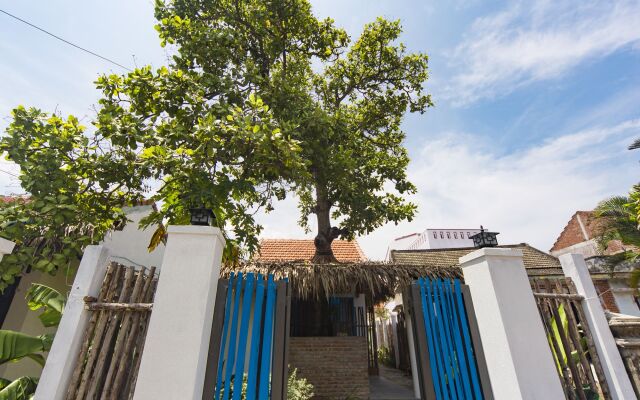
[454,280,484,400]
[202,279,229,400]
[424,279,448,398]
[271,280,289,400]
[418,278,443,400]
[446,280,473,400]
[246,275,265,400]
[535,295,574,399]
[215,273,236,400]
[232,273,255,400]
[565,280,611,398]
[223,272,244,400]
[258,275,276,400]
[412,278,491,400]
[436,279,461,400]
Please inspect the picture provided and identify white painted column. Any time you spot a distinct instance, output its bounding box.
[559,253,635,399]
[35,245,111,400]
[459,248,564,400]
[133,225,225,400]
[0,237,15,260]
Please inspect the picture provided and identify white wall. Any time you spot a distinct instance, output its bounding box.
[610,279,640,317]
[101,205,165,269]
[550,239,599,258]
[385,234,419,260]
[0,205,164,381]
[401,228,483,250]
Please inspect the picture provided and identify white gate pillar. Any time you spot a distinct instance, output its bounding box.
[35,245,111,400]
[133,225,225,400]
[459,248,564,399]
[559,253,635,399]
[0,237,15,261]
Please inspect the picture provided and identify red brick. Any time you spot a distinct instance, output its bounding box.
[289,337,370,399]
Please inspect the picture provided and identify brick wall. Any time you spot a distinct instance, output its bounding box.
[289,337,370,399]
[594,279,619,313]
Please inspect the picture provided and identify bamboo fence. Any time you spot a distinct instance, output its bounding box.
[531,277,610,400]
[65,262,157,400]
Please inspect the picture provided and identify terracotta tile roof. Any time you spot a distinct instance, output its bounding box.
[255,239,367,262]
[0,195,30,203]
[389,243,563,277]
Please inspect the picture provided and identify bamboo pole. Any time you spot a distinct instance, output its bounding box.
[85,266,136,398]
[101,267,147,399]
[65,263,117,399]
[73,263,125,399]
[109,267,157,399]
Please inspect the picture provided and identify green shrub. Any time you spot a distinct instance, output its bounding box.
[288,368,313,400]
[377,346,396,368]
[219,368,313,400]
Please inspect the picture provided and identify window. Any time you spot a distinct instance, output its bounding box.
[433,232,437,239]
[454,232,458,239]
[467,232,471,238]
[290,296,361,337]
[447,232,451,239]
[460,232,464,238]
[440,232,444,238]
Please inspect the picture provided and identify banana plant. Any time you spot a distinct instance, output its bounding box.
[0,283,66,399]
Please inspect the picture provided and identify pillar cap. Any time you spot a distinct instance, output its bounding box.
[0,237,15,255]
[459,247,523,265]
[166,225,225,246]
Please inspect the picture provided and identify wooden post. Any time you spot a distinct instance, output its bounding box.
[271,281,289,400]
[201,279,229,400]
[560,253,636,399]
[461,284,494,400]
[408,284,437,400]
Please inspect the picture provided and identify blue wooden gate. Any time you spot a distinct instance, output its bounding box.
[409,278,493,400]
[203,272,290,400]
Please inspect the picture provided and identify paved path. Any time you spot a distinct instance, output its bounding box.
[369,375,417,400]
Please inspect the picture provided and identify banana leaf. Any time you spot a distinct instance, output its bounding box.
[0,330,52,366]
[25,284,65,327]
[547,303,569,369]
[0,377,37,400]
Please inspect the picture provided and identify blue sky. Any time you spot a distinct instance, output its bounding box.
[1,0,639,259]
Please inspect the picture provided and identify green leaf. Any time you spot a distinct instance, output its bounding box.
[26,284,66,327]
[0,330,52,366]
[0,376,38,400]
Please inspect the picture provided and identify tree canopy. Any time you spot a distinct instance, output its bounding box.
[0,0,432,286]
[150,0,432,261]
[0,108,140,291]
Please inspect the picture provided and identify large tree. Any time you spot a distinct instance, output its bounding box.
[2,0,431,278]
[146,0,432,262]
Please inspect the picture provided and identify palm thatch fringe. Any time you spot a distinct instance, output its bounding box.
[221,261,461,302]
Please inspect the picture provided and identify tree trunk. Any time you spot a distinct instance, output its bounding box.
[312,184,340,263]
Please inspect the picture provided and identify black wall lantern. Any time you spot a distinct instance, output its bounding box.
[189,207,216,226]
[470,225,499,248]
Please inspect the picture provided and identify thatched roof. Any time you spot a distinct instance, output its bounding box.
[221,261,461,302]
[390,243,563,277]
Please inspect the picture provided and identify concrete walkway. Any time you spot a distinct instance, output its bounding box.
[369,375,417,400]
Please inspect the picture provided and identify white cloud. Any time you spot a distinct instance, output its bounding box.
[444,0,640,105]
[257,119,640,260]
